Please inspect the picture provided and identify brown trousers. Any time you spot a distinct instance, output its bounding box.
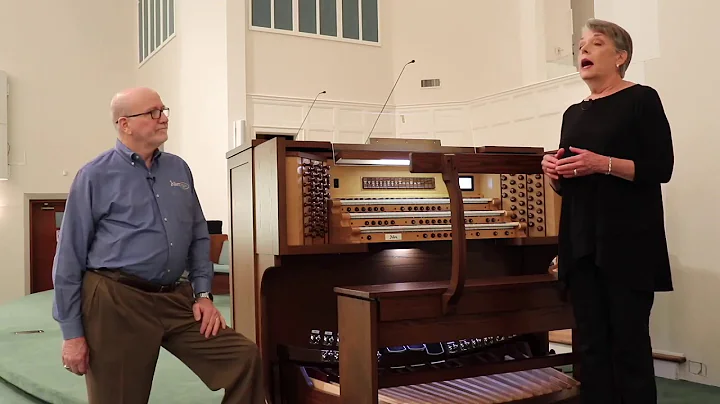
[81,270,265,404]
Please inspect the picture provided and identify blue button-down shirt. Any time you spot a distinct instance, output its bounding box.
[52,139,213,340]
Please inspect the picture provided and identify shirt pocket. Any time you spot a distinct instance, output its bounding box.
[167,181,196,223]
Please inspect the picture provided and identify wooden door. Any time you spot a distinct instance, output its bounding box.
[30,200,66,293]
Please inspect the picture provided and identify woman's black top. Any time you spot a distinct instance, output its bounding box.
[555,84,674,292]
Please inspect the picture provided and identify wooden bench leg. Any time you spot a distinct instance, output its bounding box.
[338,295,379,404]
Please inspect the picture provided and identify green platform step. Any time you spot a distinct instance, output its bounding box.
[0,291,229,403]
[2,291,720,403]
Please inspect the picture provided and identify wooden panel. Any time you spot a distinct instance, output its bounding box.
[375,282,566,322]
[409,153,544,175]
[434,108,467,132]
[338,295,378,404]
[377,305,575,348]
[252,101,305,128]
[212,273,230,295]
[330,165,488,199]
[30,200,66,293]
[210,234,228,263]
[285,156,305,246]
[476,146,545,154]
[253,138,281,255]
[260,241,558,363]
[335,274,558,299]
[331,142,473,154]
[549,330,572,345]
[366,138,441,147]
[435,130,473,147]
[228,150,256,340]
[543,175,562,237]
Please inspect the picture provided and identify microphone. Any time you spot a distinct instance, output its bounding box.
[296,90,327,138]
[364,59,415,144]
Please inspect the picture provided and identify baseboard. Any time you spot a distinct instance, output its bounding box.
[654,357,682,380]
[549,331,685,380]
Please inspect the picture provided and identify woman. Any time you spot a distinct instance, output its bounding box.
[541,19,674,404]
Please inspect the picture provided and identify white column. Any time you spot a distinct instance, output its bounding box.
[519,0,547,85]
[593,0,661,83]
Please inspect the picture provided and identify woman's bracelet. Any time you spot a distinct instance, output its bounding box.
[606,157,613,175]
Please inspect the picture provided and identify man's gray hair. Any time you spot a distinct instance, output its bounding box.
[585,19,633,78]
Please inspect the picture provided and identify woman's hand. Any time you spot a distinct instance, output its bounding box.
[556,147,609,178]
[541,149,565,180]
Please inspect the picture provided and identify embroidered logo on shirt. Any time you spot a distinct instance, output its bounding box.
[170,180,190,190]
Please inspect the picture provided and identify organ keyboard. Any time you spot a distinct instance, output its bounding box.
[225,138,579,404]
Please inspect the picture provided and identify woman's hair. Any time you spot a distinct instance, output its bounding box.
[585,19,633,78]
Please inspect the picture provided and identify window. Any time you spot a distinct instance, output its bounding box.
[138,0,176,65]
[251,0,379,44]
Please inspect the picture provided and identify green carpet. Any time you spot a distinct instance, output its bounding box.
[657,377,720,403]
[0,377,44,404]
[0,291,231,403]
[2,292,720,403]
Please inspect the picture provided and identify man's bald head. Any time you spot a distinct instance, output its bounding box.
[110,87,161,125]
[110,87,169,156]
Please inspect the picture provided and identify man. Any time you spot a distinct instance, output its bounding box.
[51,87,265,404]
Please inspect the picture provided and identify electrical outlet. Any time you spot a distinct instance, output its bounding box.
[688,360,707,377]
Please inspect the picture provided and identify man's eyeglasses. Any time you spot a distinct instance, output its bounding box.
[116,107,170,123]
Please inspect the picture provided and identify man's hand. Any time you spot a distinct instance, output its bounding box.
[193,298,227,338]
[62,336,89,375]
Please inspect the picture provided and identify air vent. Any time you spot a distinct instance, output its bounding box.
[420,79,441,88]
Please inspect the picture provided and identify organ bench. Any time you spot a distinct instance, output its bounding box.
[225,138,580,403]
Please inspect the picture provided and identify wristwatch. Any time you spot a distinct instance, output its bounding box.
[194,292,213,302]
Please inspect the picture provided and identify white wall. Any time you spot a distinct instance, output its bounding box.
[244,0,395,143]
[387,0,580,147]
[137,0,230,232]
[543,0,576,79]
[395,73,587,147]
[227,0,249,150]
[246,0,393,104]
[0,0,136,303]
[244,0,572,144]
[387,0,525,107]
[594,0,720,387]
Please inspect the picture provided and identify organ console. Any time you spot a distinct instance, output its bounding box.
[225,138,580,403]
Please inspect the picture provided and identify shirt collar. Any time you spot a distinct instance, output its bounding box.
[114,139,162,166]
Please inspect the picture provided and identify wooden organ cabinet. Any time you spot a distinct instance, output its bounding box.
[225,138,580,404]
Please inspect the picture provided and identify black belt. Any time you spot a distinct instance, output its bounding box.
[88,268,182,293]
